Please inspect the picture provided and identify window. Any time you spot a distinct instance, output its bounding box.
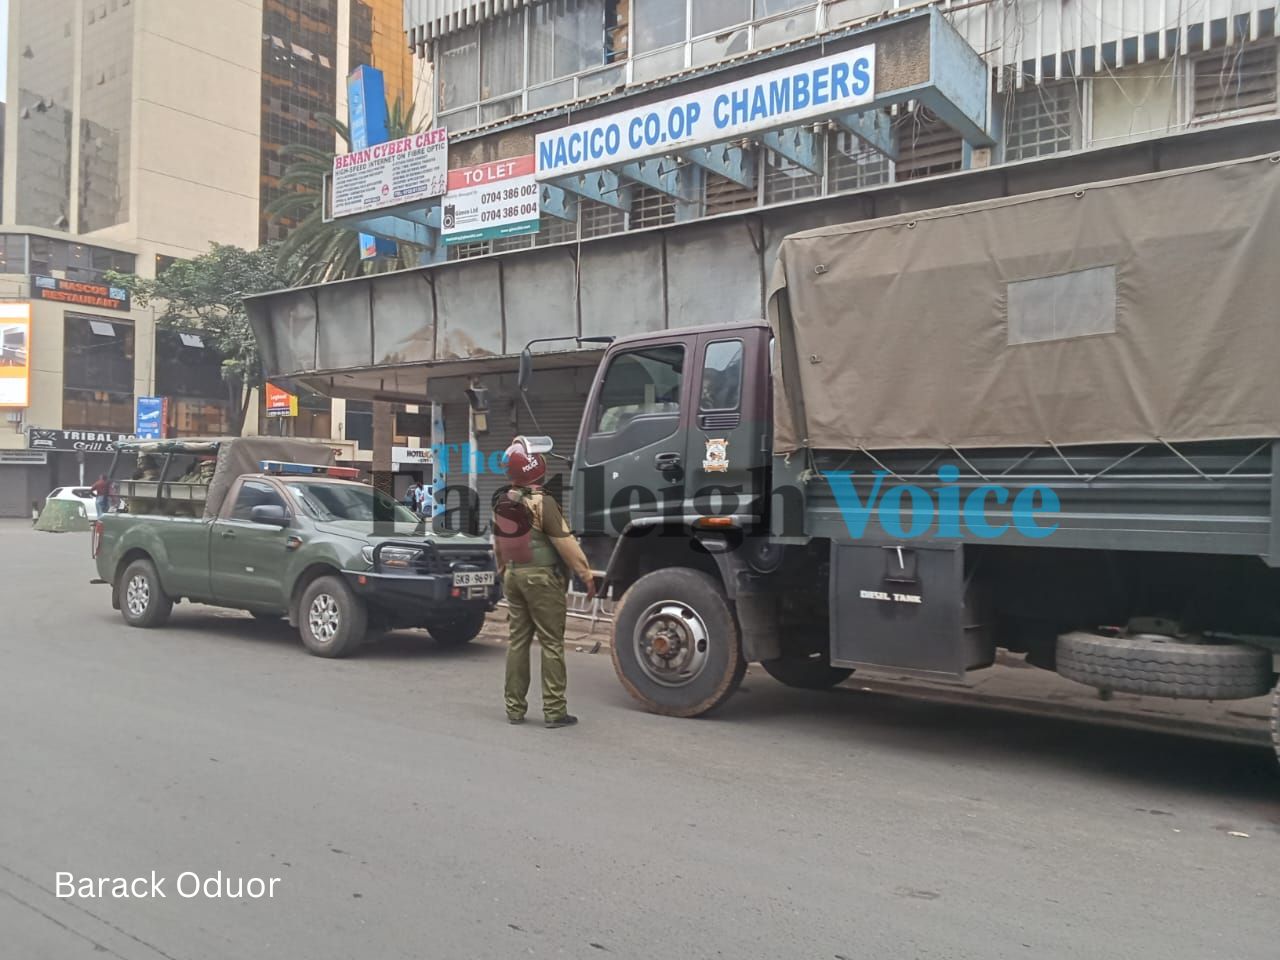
[438,27,480,113]
[1004,83,1081,161]
[0,236,27,274]
[595,345,684,434]
[633,0,687,54]
[63,313,134,417]
[529,0,607,85]
[285,482,415,524]
[481,13,524,102]
[345,399,374,449]
[693,0,751,37]
[1193,43,1278,119]
[700,341,744,411]
[230,480,288,522]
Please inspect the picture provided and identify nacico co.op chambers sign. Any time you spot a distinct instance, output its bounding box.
[535,45,875,179]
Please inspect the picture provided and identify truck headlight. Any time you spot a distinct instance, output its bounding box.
[379,546,423,569]
[360,546,375,566]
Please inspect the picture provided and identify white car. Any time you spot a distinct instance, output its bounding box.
[45,487,100,519]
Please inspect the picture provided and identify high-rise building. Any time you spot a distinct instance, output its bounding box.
[0,0,423,514]
[259,0,420,243]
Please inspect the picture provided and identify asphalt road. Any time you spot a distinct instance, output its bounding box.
[2,521,1278,960]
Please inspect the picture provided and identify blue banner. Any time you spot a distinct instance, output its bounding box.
[348,65,397,261]
[136,397,165,440]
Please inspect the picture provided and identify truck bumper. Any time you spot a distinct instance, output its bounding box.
[342,570,497,621]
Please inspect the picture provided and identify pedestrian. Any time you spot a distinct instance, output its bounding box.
[494,441,595,728]
[403,482,420,515]
[90,473,111,516]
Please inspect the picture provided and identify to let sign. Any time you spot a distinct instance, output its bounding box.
[442,155,541,246]
[331,128,449,218]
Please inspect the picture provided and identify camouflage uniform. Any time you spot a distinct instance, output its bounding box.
[496,487,593,724]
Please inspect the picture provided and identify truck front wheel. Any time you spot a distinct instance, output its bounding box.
[299,575,367,658]
[119,558,173,628]
[612,568,745,717]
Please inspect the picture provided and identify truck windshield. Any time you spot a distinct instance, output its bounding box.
[285,482,419,524]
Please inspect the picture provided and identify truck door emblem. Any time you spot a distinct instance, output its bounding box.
[703,438,729,473]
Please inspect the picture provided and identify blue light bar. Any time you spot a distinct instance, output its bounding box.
[258,461,361,480]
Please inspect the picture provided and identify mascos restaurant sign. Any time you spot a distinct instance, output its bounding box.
[32,275,131,311]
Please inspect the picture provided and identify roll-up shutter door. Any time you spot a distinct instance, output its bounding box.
[441,402,476,533]
[516,395,588,518]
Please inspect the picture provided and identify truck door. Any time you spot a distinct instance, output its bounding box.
[210,479,292,609]
[577,340,691,537]
[683,331,767,528]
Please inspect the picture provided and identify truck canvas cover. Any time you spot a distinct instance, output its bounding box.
[767,153,1280,454]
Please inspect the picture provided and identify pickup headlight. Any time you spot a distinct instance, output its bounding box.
[360,546,375,566]
[379,545,423,569]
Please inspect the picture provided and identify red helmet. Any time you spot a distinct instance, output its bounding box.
[505,446,546,485]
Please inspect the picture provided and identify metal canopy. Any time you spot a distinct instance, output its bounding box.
[332,8,991,251]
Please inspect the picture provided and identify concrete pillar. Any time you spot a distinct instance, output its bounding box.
[371,399,394,495]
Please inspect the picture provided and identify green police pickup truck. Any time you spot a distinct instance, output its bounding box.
[91,437,497,657]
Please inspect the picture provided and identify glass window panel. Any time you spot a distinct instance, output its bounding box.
[63,312,133,393]
[439,27,480,111]
[480,13,524,100]
[530,0,606,84]
[634,0,687,54]
[693,0,751,36]
[595,345,685,433]
[700,341,744,411]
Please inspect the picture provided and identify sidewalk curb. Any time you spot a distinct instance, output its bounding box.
[483,616,1274,749]
[841,675,1273,748]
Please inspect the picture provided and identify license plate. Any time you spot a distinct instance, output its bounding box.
[453,570,495,587]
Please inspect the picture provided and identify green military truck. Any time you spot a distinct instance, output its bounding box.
[91,437,496,657]
[528,155,1280,763]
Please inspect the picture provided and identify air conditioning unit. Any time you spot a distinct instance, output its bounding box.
[5,411,23,423]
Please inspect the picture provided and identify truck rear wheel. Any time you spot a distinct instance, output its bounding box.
[760,653,852,690]
[611,568,745,717]
[119,558,173,629]
[1056,631,1273,700]
[299,575,366,658]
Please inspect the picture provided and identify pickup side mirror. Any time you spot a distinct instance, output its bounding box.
[251,504,290,527]
[517,347,533,393]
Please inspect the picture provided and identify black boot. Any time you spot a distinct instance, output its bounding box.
[544,714,578,729]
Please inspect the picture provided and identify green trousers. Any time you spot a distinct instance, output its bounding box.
[504,566,569,721]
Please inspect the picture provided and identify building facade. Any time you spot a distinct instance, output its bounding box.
[0,0,421,515]
[246,0,1280,531]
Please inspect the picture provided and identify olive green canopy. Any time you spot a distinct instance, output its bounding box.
[768,153,1280,454]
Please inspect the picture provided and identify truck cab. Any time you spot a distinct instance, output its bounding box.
[571,321,773,571]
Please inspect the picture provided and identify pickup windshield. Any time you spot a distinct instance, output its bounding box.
[285,481,419,524]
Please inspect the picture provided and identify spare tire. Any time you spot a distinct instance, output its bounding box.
[1056,631,1273,700]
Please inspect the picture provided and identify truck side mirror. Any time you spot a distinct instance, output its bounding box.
[251,504,290,527]
[518,347,533,393]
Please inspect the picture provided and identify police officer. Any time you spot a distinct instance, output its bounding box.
[494,442,595,728]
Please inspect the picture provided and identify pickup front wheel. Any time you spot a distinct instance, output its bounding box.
[299,575,367,658]
[426,605,488,646]
[119,558,173,628]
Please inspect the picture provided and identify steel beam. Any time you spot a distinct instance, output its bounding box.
[832,110,897,160]
[761,126,823,176]
[681,144,757,190]
[619,158,699,204]
[539,183,579,223]
[550,170,634,213]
